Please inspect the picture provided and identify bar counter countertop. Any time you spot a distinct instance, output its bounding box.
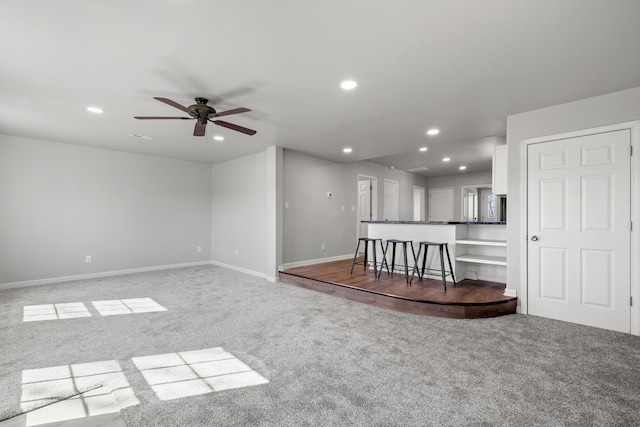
[362,221,506,225]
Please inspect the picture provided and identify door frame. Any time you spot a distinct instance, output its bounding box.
[356,174,378,239]
[519,120,640,335]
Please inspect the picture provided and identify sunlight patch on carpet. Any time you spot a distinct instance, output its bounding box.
[132,347,269,401]
[23,303,92,322]
[20,360,139,426]
[91,298,167,316]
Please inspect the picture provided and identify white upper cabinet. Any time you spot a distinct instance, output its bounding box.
[492,145,508,195]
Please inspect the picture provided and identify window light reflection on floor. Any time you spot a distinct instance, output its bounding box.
[132,347,269,401]
[91,298,166,316]
[20,360,139,426]
[23,303,92,322]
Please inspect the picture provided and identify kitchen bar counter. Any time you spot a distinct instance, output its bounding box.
[364,221,507,284]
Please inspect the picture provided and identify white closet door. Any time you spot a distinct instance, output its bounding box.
[384,179,399,221]
[527,129,631,332]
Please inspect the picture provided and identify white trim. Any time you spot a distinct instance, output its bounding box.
[519,140,529,315]
[0,261,212,290]
[631,122,639,336]
[280,254,353,270]
[520,120,640,335]
[210,260,268,280]
[503,288,517,298]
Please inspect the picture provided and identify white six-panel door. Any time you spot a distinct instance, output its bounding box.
[527,129,631,332]
[384,179,399,221]
[358,179,371,239]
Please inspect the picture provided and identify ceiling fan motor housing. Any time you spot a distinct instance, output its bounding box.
[189,98,216,118]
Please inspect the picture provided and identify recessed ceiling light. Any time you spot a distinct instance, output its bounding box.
[343,147,353,153]
[213,135,224,141]
[427,128,439,136]
[86,106,103,114]
[340,80,358,90]
[442,157,450,162]
[459,165,467,170]
[419,147,428,152]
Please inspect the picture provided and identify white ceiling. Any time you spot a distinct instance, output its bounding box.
[2,0,640,177]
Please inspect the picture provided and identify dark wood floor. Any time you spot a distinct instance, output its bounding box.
[279,257,517,319]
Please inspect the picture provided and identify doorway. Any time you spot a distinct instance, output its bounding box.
[461,184,493,222]
[383,179,399,221]
[357,175,377,240]
[413,186,425,221]
[526,127,632,332]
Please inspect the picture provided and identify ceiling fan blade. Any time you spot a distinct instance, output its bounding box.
[193,121,207,137]
[211,107,251,118]
[154,97,192,114]
[134,116,192,120]
[212,120,257,135]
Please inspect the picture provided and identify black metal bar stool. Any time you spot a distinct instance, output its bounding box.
[382,239,416,284]
[410,241,456,290]
[350,237,388,278]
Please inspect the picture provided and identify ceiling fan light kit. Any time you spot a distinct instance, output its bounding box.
[134,97,256,137]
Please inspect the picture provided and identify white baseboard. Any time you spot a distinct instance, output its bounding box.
[0,261,213,290]
[210,260,268,280]
[279,254,353,270]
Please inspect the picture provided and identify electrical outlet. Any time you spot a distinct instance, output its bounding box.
[85,255,92,263]
[235,248,239,255]
[321,243,326,250]
[197,246,202,253]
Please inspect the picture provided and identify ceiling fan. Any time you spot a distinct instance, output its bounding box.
[135,97,256,136]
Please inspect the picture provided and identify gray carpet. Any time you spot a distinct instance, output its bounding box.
[1,265,639,426]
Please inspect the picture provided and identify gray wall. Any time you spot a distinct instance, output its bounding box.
[211,150,268,275]
[283,150,353,264]
[425,171,493,222]
[282,150,429,264]
[343,161,430,222]
[506,85,640,305]
[0,135,212,285]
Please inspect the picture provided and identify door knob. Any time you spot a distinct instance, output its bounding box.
[530,235,539,241]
